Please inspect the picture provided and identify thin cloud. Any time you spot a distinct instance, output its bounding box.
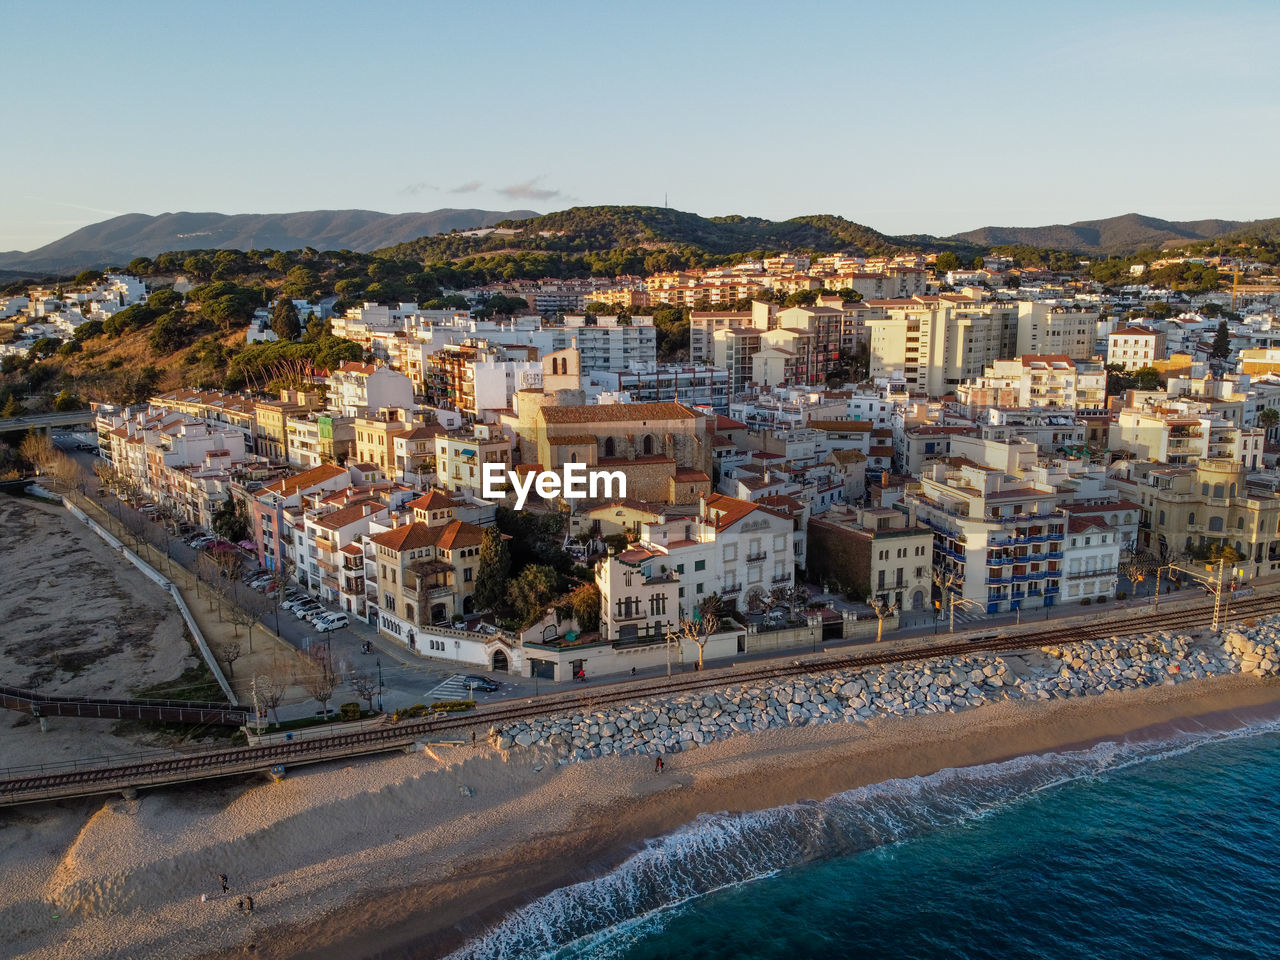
[496,178,562,201]
[398,181,438,196]
[449,180,484,194]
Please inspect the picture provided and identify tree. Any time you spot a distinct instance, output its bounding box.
[770,583,810,620]
[350,672,379,712]
[259,661,289,726]
[296,651,337,715]
[221,637,242,677]
[52,389,82,412]
[1121,550,1158,595]
[569,583,601,633]
[1,394,21,418]
[271,299,302,341]
[678,596,721,670]
[1259,408,1279,433]
[510,564,559,628]
[1212,319,1231,359]
[935,251,960,276]
[212,492,250,544]
[19,430,55,474]
[473,525,511,612]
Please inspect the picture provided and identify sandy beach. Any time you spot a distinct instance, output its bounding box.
[0,668,1275,960]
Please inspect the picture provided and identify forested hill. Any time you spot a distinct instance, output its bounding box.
[375,205,976,266]
[949,213,1280,255]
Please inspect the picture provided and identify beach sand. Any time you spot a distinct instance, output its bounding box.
[2,672,1277,960]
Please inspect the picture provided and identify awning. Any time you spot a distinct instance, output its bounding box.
[461,448,476,457]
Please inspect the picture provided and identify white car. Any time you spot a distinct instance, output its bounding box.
[314,612,349,633]
[294,603,324,620]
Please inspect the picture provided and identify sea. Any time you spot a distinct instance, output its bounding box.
[443,712,1280,960]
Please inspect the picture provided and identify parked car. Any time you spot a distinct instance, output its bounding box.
[462,675,499,693]
[281,596,311,612]
[294,602,324,620]
[248,575,274,589]
[314,612,349,632]
[190,536,215,549]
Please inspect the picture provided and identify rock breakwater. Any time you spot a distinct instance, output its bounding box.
[490,619,1277,762]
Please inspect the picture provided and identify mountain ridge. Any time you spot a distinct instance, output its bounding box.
[949,212,1280,254]
[0,208,538,274]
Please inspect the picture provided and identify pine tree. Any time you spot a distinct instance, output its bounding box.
[473,526,511,613]
[271,299,302,341]
[0,394,20,418]
[1212,319,1231,359]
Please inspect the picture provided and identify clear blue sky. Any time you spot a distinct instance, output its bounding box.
[4,0,1278,250]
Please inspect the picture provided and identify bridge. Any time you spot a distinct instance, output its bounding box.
[0,685,246,727]
[0,409,96,436]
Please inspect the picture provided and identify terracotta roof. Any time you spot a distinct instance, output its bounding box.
[369,519,483,553]
[548,435,597,445]
[704,493,758,531]
[673,469,710,483]
[540,402,701,424]
[406,489,462,511]
[1067,516,1111,533]
[315,500,381,530]
[261,463,348,498]
[715,414,748,430]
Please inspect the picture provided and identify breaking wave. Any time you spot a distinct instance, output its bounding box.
[446,717,1280,960]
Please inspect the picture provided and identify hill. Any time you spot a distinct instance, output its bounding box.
[376,205,974,264]
[949,213,1279,255]
[0,208,538,275]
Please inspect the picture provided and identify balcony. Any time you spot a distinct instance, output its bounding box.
[745,552,767,563]
[722,584,742,595]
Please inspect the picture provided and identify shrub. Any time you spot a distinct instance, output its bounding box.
[1115,591,1127,600]
[339,702,361,721]
[429,699,476,713]
[1080,598,1092,606]
[1096,595,1109,604]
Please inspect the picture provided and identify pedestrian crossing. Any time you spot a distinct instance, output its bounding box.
[425,674,479,701]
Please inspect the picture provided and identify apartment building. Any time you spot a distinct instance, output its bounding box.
[285,412,356,469]
[867,296,1019,397]
[599,362,731,412]
[253,390,322,462]
[1107,326,1167,370]
[807,505,934,614]
[1110,406,1264,468]
[434,424,513,494]
[905,459,1067,615]
[326,362,416,418]
[1014,302,1100,360]
[298,496,389,611]
[956,356,1107,413]
[251,463,353,571]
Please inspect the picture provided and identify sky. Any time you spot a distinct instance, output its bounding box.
[3,0,1279,251]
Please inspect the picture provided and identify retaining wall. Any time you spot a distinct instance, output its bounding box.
[61,496,238,705]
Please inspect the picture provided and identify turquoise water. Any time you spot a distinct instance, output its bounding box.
[447,716,1280,960]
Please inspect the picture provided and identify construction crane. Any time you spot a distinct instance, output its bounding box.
[1231,266,1240,312]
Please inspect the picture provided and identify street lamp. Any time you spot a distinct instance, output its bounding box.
[376,657,384,712]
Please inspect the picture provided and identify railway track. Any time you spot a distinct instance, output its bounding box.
[1,592,1273,808]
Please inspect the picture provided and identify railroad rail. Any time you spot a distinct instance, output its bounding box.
[1,592,1274,808]
[0,685,246,726]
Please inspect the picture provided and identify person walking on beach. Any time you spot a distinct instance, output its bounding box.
[219,873,229,894]
[655,755,664,773]
[237,898,244,912]
[246,896,254,913]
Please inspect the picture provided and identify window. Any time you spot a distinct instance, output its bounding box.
[696,583,704,594]
[1209,516,1224,532]
[463,568,472,582]
[694,559,706,571]
[1188,513,1196,525]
